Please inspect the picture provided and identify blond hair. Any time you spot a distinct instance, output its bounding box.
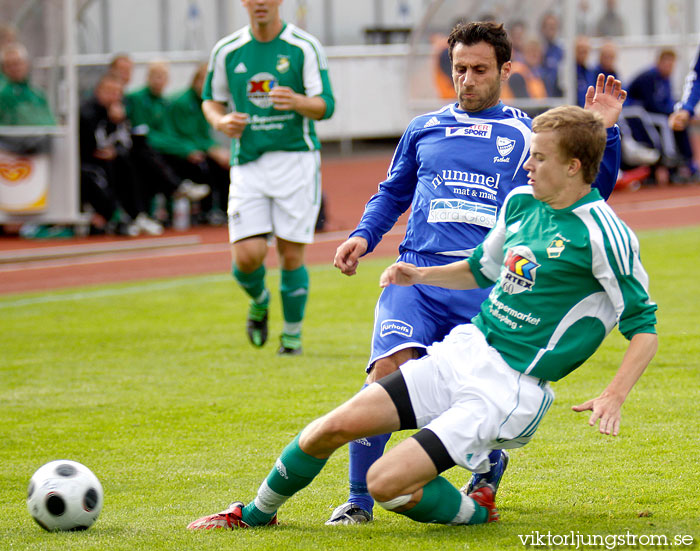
[532,106,606,183]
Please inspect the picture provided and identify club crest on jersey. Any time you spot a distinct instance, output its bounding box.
[494,136,515,163]
[502,246,540,294]
[276,55,290,73]
[446,123,492,139]
[380,319,413,338]
[247,72,276,108]
[546,236,567,258]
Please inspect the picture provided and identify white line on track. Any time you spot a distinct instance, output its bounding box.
[0,275,230,309]
[612,196,700,212]
[0,226,408,273]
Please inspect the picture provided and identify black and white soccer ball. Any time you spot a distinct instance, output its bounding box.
[27,460,103,531]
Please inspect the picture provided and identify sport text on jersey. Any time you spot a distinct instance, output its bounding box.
[445,123,492,138]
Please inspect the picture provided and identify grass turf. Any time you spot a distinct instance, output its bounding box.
[1,226,699,550]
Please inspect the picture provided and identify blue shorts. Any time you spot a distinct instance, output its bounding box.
[367,251,491,371]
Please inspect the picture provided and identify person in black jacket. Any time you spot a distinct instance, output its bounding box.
[79,73,163,235]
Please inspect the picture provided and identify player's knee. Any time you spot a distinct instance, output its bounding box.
[366,463,406,504]
[368,357,400,382]
[311,413,357,450]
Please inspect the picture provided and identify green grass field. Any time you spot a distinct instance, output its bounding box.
[2,226,699,551]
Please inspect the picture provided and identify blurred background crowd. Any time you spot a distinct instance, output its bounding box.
[1,0,699,239]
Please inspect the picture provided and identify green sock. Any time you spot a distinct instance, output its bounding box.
[233,263,267,303]
[400,476,463,524]
[242,434,327,526]
[397,476,489,525]
[280,266,309,330]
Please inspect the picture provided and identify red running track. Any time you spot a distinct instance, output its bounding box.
[1,152,699,295]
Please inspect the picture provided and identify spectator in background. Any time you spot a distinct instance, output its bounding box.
[669,43,700,131]
[576,0,595,36]
[501,36,547,100]
[0,43,55,127]
[161,63,229,225]
[628,49,695,183]
[593,41,619,81]
[539,11,563,97]
[595,0,625,37]
[80,73,163,236]
[108,54,133,87]
[506,19,527,63]
[125,60,211,223]
[576,36,595,107]
[0,24,18,87]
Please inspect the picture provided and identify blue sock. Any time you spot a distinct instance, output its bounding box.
[347,385,391,513]
[485,449,501,480]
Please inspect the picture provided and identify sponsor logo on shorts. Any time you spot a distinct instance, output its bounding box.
[502,246,539,294]
[428,199,497,228]
[380,319,413,338]
[247,72,276,108]
[445,123,492,139]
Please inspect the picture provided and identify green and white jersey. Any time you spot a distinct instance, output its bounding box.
[203,22,335,166]
[467,186,657,381]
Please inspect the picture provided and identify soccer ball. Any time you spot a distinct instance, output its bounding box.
[27,460,103,531]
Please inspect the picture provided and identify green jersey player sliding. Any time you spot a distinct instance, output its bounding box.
[188,105,657,530]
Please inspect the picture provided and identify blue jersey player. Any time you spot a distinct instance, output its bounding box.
[330,21,626,525]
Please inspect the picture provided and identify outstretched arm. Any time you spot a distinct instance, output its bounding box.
[379,260,478,290]
[584,73,627,128]
[572,332,657,436]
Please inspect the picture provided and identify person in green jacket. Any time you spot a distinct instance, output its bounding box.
[124,60,210,210]
[161,62,230,224]
[0,42,55,127]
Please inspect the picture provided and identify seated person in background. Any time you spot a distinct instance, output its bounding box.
[125,60,210,219]
[0,43,55,127]
[501,36,547,101]
[506,19,527,63]
[593,41,619,81]
[576,35,595,107]
[669,43,700,132]
[107,53,133,87]
[0,25,19,87]
[539,12,563,97]
[432,32,454,100]
[80,73,163,236]
[627,49,694,183]
[160,63,230,225]
[0,42,56,158]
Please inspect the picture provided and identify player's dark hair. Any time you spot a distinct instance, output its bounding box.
[447,21,512,70]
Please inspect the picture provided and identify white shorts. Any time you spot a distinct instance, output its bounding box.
[400,324,555,473]
[227,150,321,244]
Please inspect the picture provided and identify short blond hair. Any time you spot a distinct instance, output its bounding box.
[532,106,606,184]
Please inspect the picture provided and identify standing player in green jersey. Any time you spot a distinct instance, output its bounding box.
[188,105,657,530]
[202,0,335,355]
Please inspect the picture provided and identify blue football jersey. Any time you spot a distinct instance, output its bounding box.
[351,101,620,259]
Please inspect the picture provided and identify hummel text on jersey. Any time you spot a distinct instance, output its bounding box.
[431,169,501,193]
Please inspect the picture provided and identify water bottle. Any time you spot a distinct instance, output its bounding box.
[173,196,191,231]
